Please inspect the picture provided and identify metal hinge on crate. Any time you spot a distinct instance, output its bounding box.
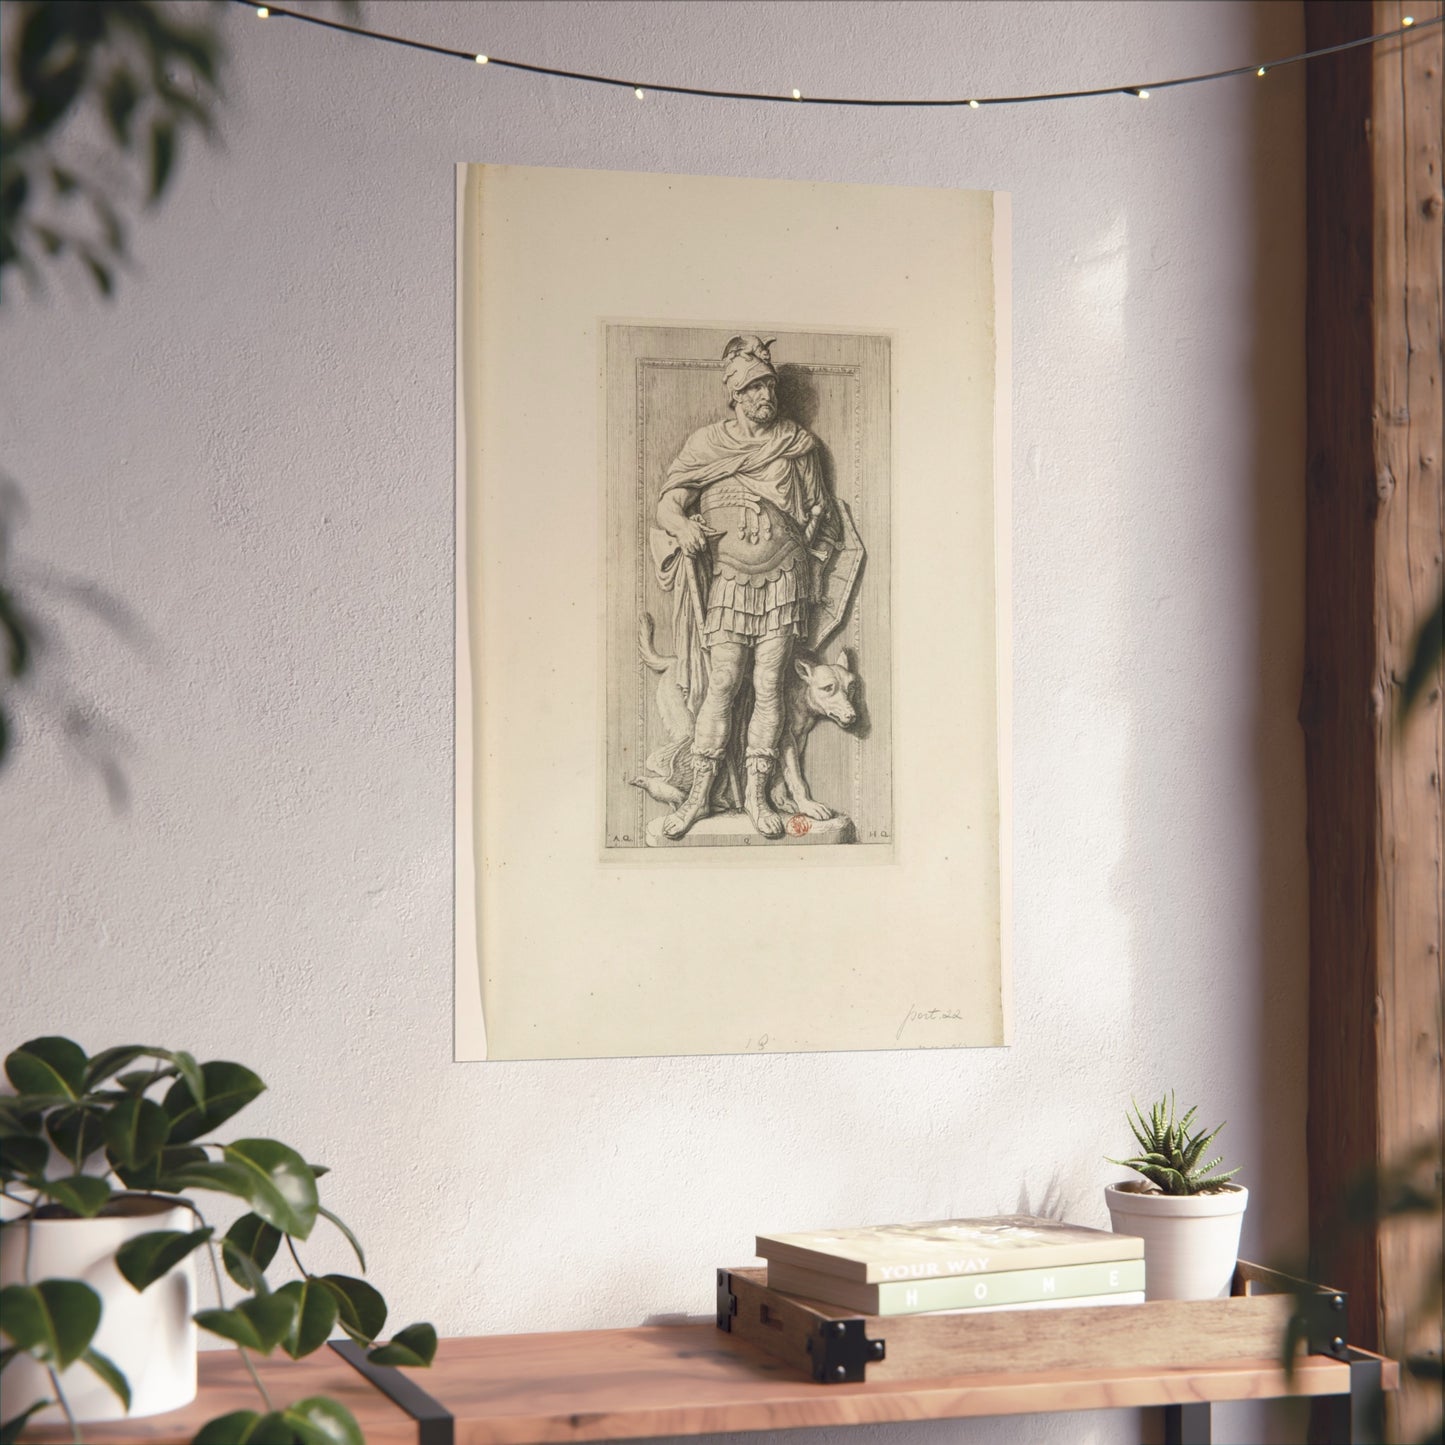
[1242,1262,1351,1362]
[716,1268,738,1331]
[804,1317,886,1383]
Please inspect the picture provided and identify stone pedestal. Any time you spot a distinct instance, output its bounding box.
[645,811,855,848]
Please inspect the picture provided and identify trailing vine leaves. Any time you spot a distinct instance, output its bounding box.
[0,1036,436,1444]
[0,0,223,302]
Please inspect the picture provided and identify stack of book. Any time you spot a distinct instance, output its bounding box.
[756,1215,1145,1317]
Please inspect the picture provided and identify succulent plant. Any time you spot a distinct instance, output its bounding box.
[1108,1092,1241,1196]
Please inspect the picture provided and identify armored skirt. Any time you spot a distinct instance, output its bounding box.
[698,491,812,647]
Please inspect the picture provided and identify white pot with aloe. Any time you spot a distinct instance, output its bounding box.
[1104,1092,1248,1302]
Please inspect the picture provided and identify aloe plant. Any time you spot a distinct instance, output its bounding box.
[0,1036,436,1444]
[1108,1092,1241,1196]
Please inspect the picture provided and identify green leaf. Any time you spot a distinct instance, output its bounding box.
[103,1094,171,1168]
[276,1278,339,1359]
[318,1275,386,1346]
[163,1158,256,1202]
[82,253,113,297]
[5,1037,87,1099]
[148,118,176,202]
[222,1213,281,1290]
[220,1139,318,1240]
[192,1411,298,1445]
[0,1280,101,1368]
[46,1104,108,1167]
[1,1400,53,1444]
[85,1046,201,1107]
[102,69,140,144]
[116,1226,213,1291]
[318,1206,365,1273]
[81,1346,131,1410]
[168,1051,205,1111]
[0,1096,44,1137]
[114,1066,174,1093]
[367,1322,437,1368]
[193,1411,264,1445]
[35,1173,112,1216]
[282,1397,364,1445]
[162,1061,264,1144]
[113,1142,207,1192]
[0,1134,48,1180]
[194,1292,298,1355]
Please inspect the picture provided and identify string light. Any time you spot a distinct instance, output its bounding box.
[235,2,1440,110]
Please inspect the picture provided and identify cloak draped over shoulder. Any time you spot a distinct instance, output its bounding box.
[663,417,820,527]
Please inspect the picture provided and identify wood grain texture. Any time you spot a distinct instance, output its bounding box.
[426,1323,1392,1444]
[1372,11,1445,1445]
[730,1266,1298,1382]
[1304,3,1444,1439]
[14,1323,1398,1445]
[17,1349,418,1445]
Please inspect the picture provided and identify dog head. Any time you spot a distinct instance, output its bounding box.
[794,650,857,728]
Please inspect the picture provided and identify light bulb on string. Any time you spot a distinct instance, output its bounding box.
[217,0,1443,113]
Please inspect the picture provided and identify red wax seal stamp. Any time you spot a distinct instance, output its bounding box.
[786,814,811,836]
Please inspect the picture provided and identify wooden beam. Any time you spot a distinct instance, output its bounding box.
[1303,2,1444,1440]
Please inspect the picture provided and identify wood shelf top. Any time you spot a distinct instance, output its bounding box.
[18,1323,1400,1445]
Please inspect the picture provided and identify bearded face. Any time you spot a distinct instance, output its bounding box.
[735,377,778,426]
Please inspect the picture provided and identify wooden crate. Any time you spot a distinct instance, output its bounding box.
[717,1261,1353,1384]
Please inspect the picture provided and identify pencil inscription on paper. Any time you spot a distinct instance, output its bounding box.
[896,1003,967,1041]
[606,326,891,853]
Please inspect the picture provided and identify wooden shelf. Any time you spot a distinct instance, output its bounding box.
[19,1321,1398,1445]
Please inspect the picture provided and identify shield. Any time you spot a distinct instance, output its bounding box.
[809,498,865,655]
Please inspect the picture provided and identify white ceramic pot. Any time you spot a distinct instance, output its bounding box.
[1104,1181,1249,1301]
[0,1194,198,1422]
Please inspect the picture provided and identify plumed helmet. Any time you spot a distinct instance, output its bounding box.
[721,334,777,396]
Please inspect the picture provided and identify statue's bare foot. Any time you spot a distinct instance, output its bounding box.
[796,798,834,821]
[662,797,709,839]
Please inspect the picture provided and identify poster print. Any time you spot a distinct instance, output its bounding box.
[605,325,891,855]
[456,163,1010,1061]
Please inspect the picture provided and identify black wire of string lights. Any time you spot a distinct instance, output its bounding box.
[235,1,1438,107]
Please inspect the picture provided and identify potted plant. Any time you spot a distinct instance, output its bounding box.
[0,1036,436,1443]
[1104,1092,1248,1301]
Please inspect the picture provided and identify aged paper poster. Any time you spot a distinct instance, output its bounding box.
[456,163,1010,1060]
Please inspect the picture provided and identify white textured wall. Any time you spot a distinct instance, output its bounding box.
[1,3,1306,1442]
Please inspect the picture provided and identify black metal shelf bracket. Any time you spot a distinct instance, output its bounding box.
[805,1317,886,1383]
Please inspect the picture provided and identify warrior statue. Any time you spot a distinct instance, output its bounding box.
[647,335,846,840]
